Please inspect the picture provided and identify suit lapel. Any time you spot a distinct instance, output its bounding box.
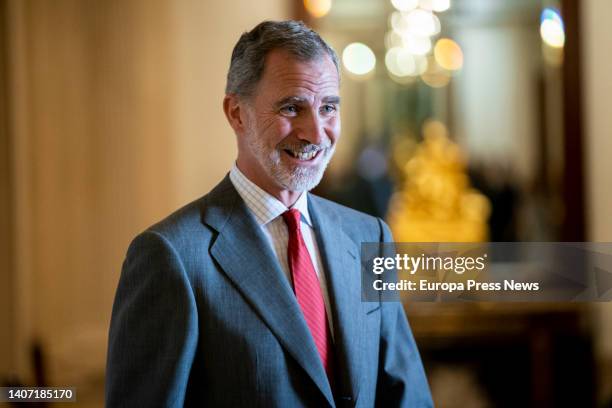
[201,176,334,406]
[309,196,364,404]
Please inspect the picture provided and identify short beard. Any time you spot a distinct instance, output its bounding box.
[246,130,335,192]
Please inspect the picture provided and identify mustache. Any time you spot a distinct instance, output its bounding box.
[277,141,331,153]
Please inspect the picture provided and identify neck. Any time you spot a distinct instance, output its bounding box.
[275,190,303,208]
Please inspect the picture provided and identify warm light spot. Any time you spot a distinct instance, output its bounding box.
[421,72,450,88]
[540,8,565,48]
[434,38,463,71]
[304,0,332,18]
[422,119,449,139]
[419,0,451,12]
[342,43,376,76]
[391,0,418,12]
[421,57,450,88]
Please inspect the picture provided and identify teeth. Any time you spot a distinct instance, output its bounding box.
[290,150,317,160]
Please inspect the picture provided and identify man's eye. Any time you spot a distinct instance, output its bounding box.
[321,104,337,114]
[280,105,298,114]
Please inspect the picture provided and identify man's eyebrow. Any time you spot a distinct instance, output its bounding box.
[275,96,307,108]
[322,96,340,104]
[274,95,341,108]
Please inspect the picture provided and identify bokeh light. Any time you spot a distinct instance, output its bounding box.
[390,11,409,33]
[391,0,418,12]
[342,42,376,76]
[385,47,417,77]
[413,54,429,75]
[403,33,432,55]
[541,7,564,27]
[386,31,431,55]
[422,119,450,139]
[391,9,440,37]
[303,0,332,19]
[419,0,451,13]
[405,8,441,37]
[421,56,451,88]
[386,47,429,80]
[385,31,404,49]
[434,38,464,71]
[540,8,565,48]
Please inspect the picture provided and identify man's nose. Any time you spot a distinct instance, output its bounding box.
[298,111,327,145]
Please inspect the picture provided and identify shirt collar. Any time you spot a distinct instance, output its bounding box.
[229,164,312,227]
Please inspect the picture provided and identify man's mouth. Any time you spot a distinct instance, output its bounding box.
[283,149,320,161]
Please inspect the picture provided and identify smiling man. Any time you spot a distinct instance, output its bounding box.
[106,20,432,407]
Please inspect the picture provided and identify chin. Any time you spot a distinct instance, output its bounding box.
[273,166,325,192]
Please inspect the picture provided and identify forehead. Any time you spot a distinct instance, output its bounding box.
[257,49,339,98]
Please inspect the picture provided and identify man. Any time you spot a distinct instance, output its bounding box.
[106,20,432,407]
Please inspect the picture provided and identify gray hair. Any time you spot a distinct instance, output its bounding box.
[225,20,339,98]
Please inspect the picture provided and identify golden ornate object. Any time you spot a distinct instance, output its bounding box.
[387,121,491,242]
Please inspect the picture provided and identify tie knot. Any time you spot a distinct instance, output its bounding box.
[282,209,301,231]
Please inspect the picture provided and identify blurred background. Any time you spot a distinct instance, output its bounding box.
[0,0,610,406]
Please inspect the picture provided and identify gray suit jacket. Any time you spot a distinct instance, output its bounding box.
[106,175,432,407]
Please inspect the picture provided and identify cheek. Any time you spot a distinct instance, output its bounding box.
[326,117,341,143]
[261,118,292,145]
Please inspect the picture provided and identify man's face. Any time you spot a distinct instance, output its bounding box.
[236,49,340,194]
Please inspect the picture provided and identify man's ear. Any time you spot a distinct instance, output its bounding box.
[223,94,248,136]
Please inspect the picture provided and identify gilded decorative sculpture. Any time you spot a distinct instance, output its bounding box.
[387,120,490,242]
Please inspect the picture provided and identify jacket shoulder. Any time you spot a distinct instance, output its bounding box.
[145,196,207,239]
[145,174,236,242]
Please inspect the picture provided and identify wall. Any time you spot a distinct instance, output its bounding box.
[4,0,288,397]
[0,0,14,380]
[582,0,612,402]
[583,2,612,239]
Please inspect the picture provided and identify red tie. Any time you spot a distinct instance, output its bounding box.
[282,209,335,381]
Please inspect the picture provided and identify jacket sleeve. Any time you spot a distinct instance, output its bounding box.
[374,219,433,408]
[105,231,198,408]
